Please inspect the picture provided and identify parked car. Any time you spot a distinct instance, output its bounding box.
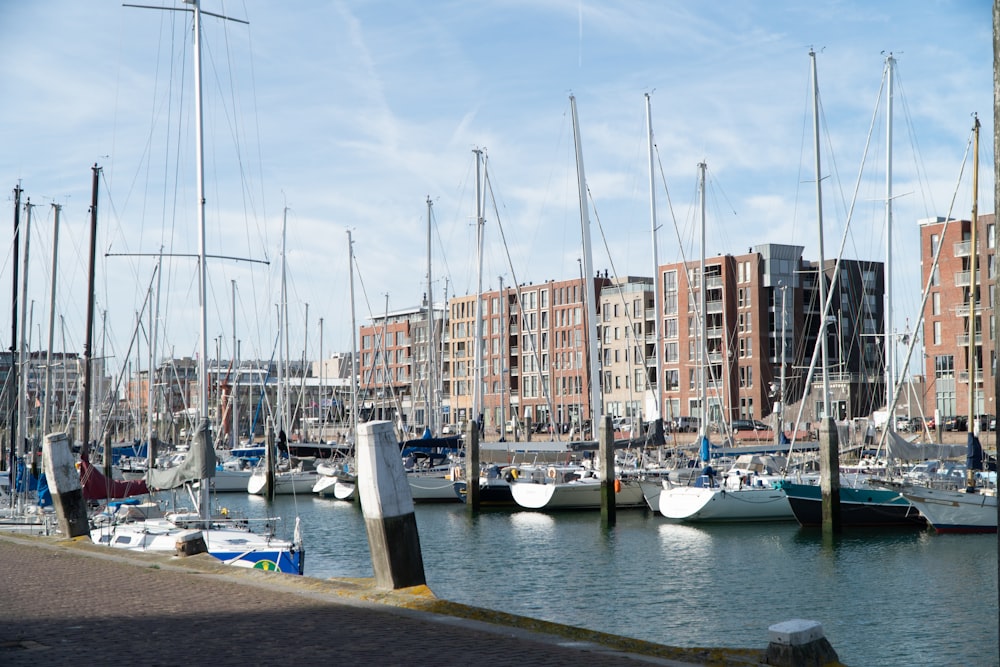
[674,416,700,433]
[942,415,968,431]
[732,419,768,432]
[975,414,996,432]
[895,415,911,432]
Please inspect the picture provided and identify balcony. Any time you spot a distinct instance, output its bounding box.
[956,333,983,346]
[957,370,984,383]
[953,240,970,257]
[954,303,983,317]
[705,275,723,289]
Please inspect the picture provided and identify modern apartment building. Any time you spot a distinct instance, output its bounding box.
[919,213,997,422]
[653,243,885,430]
[449,275,612,439]
[358,300,449,435]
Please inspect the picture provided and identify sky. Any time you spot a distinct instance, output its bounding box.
[0,1,994,378]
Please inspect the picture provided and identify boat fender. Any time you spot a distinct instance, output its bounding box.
[510,468,519,480]
[614,479,622,493]
[547,467,557,480]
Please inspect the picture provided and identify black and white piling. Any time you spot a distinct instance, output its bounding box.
[41,431,89,538]
[357,420,426,590]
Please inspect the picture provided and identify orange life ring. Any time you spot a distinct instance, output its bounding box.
[547,467,557,479]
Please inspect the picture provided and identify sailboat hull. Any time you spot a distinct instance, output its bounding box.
[91,520,303,574]
[247,470,318,496]
[903,486,997,533]
[658,484,793,522]
[781,480,926,527]
[510,478,646,510]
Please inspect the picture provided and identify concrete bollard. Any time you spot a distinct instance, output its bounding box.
[356,420,426,590]
[765,619,840,666]
[42,431,90,538]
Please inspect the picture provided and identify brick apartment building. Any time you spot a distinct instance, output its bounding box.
[919,213,997,423]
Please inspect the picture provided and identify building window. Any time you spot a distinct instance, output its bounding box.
[930,233,939,256]
[933,321,941,346]
[932,292,941,316]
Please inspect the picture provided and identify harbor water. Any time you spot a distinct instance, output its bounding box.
[221,493,997,667]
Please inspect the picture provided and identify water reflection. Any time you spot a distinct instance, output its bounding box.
[211,494,997,666]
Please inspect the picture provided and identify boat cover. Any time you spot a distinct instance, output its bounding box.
[79,453,150,500]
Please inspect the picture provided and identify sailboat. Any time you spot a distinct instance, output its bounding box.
[248,208,318,496]
[651,156,795,521]
[91,1,303,573]
[779,52,930,528]
[508,96,645,512]
[313,230,360,501]
[904,114,997,533]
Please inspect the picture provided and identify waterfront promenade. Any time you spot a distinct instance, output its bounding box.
[0,533,779,667]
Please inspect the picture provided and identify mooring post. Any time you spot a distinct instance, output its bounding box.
[357,420,426,590]
[42,431,89,538]
[819,415,841,536]
[599,414,616,527]
[464,419,480,512]
[765,619,840,666]
[264,418,275,502]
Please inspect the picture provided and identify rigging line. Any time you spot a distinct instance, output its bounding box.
[786,57,903,453]
[875,124,974,457]
[585,185,646,415]
[484,157,559,436]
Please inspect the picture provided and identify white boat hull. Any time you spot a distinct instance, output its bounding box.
[201,469,252,493]
[247,470,318,495]
[510,478,646,510]
[90,517,302,574]
[658,484,793,521]
[903,486,997,533]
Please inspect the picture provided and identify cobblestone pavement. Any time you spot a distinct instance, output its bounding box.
[0,534,761,667]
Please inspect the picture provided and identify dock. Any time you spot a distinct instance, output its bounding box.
[0,532,788,666]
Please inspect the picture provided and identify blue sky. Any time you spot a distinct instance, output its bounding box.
[0,1,993,376]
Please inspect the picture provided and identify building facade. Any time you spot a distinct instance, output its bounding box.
[919,214,997,423]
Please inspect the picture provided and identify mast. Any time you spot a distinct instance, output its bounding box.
[698,162,708,454]
[967,115,980,439]
[231,280,238,448]
[192,0,214,521]
[884,53,895,430]
[498,274,506,441]
[811,49,832,422]
[277,207,288,439]
[810,48,840,532]
[16,200,32,476]
[42,204,61,436]
[472,150,485,433]
[318,317,324,442]
[425,196,436,436]
[148,251,163,464]
[7,184,20,484]
[347,230,359,445]
[569,95,602,433]
[645,93,664,435]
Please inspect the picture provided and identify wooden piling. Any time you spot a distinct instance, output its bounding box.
[819,416,841,536]
[599,415,616,527]
[264,418,275,502]
[357,420,426,590]
[41,431,90,538]
[464,419,480,512]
